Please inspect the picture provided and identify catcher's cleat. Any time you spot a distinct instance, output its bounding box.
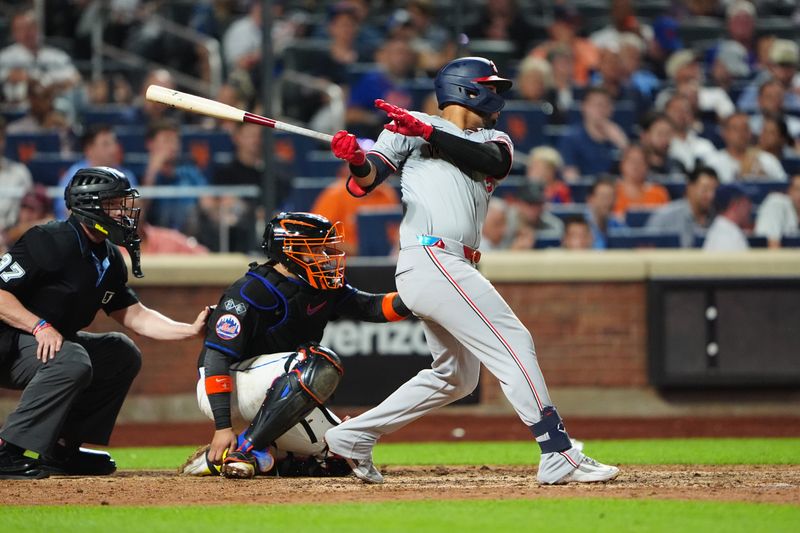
[550,456,619,484]
[221,450,257,479]
[38,447,116,476]
[178,445,221,476]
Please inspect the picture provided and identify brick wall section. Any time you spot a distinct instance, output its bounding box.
[479,281,648,405]
[1,282,649,401]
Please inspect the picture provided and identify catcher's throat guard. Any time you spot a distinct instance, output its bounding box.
[238,344,344,452]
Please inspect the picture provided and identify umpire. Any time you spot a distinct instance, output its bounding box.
[0,167,209,479]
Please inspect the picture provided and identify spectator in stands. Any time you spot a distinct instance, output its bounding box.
[544,45,580,125]
[618,32,660,103]
[141,119,209,236]
[591,43,644,106]
[561,215,594,250]
[313,0,383,60]
[665,93,717,174]
[525,146,571,204]
[613,144,670,217]
[757,115,795,161]
[646,166,720,248]
[201,122,269,253]
[655,50,735,120]
[738,39,800,114]
[748,79,800,139]
[514,57,553,107]
[585,177,626,249]
[1,184,53,252]
[509,182,564,243]
[648,16,682,80]
[465,0,532,58]
[559,87,629,182]
[481,197,512,251]
[405,0,450,51]
[702,112,787,183]
[0,7,81,108]
[137,223,210,255]
[704,1,757,76]
[85,74,135,107]
[54,124,138,220]
[755,174,800,248]
[639,112,681,177]
[346,37,416,139]
[703,183,751,251]
[590,0,653,52]
[6,78,72,155]
[0,116,33,232]
[311,161,400,257]
[530,5,598,86]
[708,41,751,97]
[133,69,182,125]
[222,1,262,73]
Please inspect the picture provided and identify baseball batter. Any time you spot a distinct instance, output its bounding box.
[326,57,619,484]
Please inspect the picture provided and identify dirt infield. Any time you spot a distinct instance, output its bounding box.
[2,465,798,506]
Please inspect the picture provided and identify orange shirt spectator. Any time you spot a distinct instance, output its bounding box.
[311,168,400,256]
[612,144,670,217]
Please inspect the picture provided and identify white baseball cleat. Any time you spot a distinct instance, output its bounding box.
[343,456,384,484]
[556,456,619,484]
[178,445,220,476]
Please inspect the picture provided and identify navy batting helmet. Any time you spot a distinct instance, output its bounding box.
[434,57,513,114]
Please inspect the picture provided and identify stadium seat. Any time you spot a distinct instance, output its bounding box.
[607,229,680,249]
[496,102,549,153]
[677,17,724,47]
[663,181,686,200]
[25,155,79,186]
[4,133,61,163]
[625,208,655,228]
[282,177,333,212]
[755,18,797,40]
[116,127,147,154]
[356,206,404,257]
[549,204,588,223]
[568,180,595,203]
[780,236,800,247]
[781,157,800,175]
[181,129,234,173]
[465,39,517,74]
[748,236,768,248]
[534,236,562,249]
[742,181,787,204]
[82,105,138,126]
[299,150,345,178]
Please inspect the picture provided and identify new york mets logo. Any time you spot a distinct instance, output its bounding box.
[215,314,241,340]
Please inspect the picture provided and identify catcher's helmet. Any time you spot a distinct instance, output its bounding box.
[262,212,346,290]
[434,56,513,115]
[65,166,144,277]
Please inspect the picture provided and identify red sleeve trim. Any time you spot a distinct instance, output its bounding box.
[367,150,398,172]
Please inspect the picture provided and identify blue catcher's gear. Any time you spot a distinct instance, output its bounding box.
[434,56,513,115]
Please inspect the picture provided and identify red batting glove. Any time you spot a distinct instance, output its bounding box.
[375,99,433,140]
[331,130,366,166]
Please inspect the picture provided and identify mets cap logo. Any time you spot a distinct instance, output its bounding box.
[215,314,241,340]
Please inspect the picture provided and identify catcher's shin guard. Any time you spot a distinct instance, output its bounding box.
[238,344,343,452]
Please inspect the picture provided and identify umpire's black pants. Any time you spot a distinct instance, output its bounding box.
[0,330,141,456]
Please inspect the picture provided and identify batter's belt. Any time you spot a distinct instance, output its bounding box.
[416,235,481,265]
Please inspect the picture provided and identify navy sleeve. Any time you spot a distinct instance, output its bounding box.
[0,228,51,295]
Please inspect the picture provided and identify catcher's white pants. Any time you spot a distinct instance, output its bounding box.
[197,352,340,459]
[325,245,582,483]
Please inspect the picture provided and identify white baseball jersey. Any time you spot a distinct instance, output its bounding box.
[369,112,513,250]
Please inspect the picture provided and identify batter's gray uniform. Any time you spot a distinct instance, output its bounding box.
[325,113,584,483]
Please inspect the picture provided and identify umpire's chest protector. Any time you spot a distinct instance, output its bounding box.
[209,264,341,360]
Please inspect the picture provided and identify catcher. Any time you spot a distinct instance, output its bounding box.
[180,212,411,478]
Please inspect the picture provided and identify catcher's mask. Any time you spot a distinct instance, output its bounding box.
[262,212,345,290]
[65,166,144,278]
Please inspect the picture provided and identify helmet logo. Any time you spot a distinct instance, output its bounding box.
[215,314,241,340]
[489,60,498,74]
[93,222,109,235]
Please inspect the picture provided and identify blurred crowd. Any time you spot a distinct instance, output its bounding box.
[2,0,800,256]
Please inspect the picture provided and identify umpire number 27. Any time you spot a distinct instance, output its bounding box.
[0,253,25,282]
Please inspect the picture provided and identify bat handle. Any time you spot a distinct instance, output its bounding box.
[243,112,333,143]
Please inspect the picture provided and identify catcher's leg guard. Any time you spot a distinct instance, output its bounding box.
[238,343,343,453]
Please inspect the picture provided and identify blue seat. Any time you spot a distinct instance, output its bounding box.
[282,177,332,212]
[780,236,800,247]
[625,208,655,228]
[663,181,686,200]
[495,102,549,153]
[26,155,79,186]
[747,236,768,248]
[568,181,595,203]
[116,128,147,154]
[781,157,800,175]
[82,105,138,126]
[549,204,588,223]
[534,236,562,249]
[607,229,681,249]
[299,150,345,177]
[741,181,787,204]
[4,133,61,162]
[356,207,404,257]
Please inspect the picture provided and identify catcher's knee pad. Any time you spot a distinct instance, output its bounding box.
[239,343,343,452]
[530,406,572,454]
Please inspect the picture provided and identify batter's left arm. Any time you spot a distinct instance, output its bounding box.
[335,289,411,323]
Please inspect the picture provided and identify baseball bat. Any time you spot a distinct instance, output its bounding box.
[145,85,334,143]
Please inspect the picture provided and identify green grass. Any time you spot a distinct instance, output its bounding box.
[3,499,798,533]
[110,438,800,470]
